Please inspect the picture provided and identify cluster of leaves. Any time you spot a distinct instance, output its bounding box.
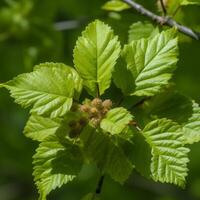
[1,18,200,200]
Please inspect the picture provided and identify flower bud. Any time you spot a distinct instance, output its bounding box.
[90,107,98,116]
[91,98,102,108]
[102,108,109,115]
[102,99,112,109]
[80,104,90,113]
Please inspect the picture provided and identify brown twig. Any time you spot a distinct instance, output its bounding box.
[123,0,200,40]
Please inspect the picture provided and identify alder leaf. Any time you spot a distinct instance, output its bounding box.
[143,119,189,187]
[80,126,133,183]
[100,107,133,135]
[1,63,82,118]
[123,29,178,96]
[183,101,200,144]
[102,0,130,12]
[73,20,121,97]
[134,90,200,144]
[131,131,152,179]
[113,58,135,95]
[33,135,83,200]
[180,0,200,6]
[128,22,159,43]
[141,90,193,124]
[34,63,83,100]
[24,115,62,142]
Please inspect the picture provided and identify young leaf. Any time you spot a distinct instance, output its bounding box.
[123,29,178,96]
[143,119,189,187]
[113,58,136,95]
[140,90,193,124]
[180,0,200,6]
[102,0,130,12]
[80,125,133,183]
[24,115,62,142]
[1,63,81,118]
[134,90,200,144]
[131,131,152,179]
[33,135,82,200]
[183,102,200,144]
[73,20,121,97]
[128,22,159,43]
[100,107,133,135]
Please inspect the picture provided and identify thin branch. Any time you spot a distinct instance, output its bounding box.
[159,0,167,16]
[54,20,80,31]
[95,175,105,195]
[123,0,200,40]
[92,175,104,199]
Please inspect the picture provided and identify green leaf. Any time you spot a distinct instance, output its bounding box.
[34,63,83,100]
[113,58,135,95]
[131,131,152,179]
[100,107,133,135]
[73,20,121,97]
[55,111,88,141]
[134,89,200,144]
[160,0,200,15]
[33,135,83,200]
[102,0,130,12]
[180,0,200,6]
[128,22,159,43]
[123,29,178,96]
[80,126,133,183]
[183,102,200,144]
[143,119,189,187]
[1,63,82,118]
[141,90,193,124]
[24,115,62,142]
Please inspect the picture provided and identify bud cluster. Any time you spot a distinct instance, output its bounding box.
[79,98,112,127]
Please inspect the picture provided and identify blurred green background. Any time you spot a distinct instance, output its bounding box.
[0,0,200,199]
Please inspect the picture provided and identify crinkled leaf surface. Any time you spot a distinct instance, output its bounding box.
[183,102,200,144]
[33,135,83,200]
[142,119,189,187]
[74,20,121,97]
[1,63,82,118]
[80,125,133,183]
[123,29,178,96]
[100,107,133,135]
[128,21,159,43]
[24,115,62,142]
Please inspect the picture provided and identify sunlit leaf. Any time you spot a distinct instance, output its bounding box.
[74,20,121,97]
[102,0,130,12]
